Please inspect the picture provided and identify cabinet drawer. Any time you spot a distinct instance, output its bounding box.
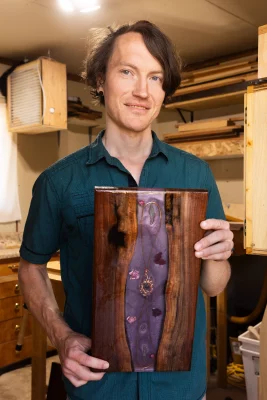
[0,336,32,368]
[0,262,19,276]
[0,315,32,344]
[0,279,21,299]
[0,295,23,322]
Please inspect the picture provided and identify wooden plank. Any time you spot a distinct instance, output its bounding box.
[164,126,243,143]
[182,59,257,79]
[216,289,227,388]
[181,62,258,87]
[31,317,47,400]
[258,25,267,79]
[259,306,267,400]
[165,90,245,111]
[42,58,67,130]
[245,85,267,255]
[176,114,244,128]
[174,72,257,97]
[169,136,244,160]
[177,119,233,132]
[203,292,211,383]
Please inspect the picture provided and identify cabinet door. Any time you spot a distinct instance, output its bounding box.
[245,84,267,254]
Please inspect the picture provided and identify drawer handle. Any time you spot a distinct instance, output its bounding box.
[14,303,20,312]
[8,264,19,272]
[15,324,20,333]
[14,284,20,294]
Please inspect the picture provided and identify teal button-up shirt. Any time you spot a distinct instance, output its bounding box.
[20,131,224,400]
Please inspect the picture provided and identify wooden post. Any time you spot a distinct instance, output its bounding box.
[203,292,211,383]
[258,25,267,79]
[31,317,47,400]
[216,289,227,388]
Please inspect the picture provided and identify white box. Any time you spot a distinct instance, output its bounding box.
[238,322,261,400]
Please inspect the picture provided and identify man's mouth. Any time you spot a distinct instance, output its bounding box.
[125,104,150,110]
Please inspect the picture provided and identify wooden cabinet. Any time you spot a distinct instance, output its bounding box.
[244,83,267,254]
[0,274,32,369]
[0,254,61,370]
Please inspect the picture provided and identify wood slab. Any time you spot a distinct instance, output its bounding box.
[258,25,267,79]
[91,187,208,372]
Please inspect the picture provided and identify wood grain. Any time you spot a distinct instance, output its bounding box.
[157,191,208,371]
[258,25,267,79]
[92,188,208,372]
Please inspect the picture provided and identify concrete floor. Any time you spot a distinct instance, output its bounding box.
[0,356,247,400]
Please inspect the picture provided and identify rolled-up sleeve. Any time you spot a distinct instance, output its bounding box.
[20,172,61,264]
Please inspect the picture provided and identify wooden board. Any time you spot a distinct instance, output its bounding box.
[169,136,244,160]
[165,90,245,111]
[174,72,257,97]
[164,126,243,143]
[258,25,267,79]
[176,114,244,129]
[181,62,258,87]
[245,85,267,255]
[91,187,208,372]
[42,58,67,130]
[223,203,244,222]
[177,119,235,133]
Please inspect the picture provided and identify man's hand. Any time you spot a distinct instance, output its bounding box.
[194,219,234,261]
[56,331,109,387]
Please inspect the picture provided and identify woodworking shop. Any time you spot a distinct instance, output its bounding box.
[0,1,267,400]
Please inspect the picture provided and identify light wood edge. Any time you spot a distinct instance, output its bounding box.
[258,25,267,35]
[245,87,254,252]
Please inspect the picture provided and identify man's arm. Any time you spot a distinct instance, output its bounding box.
[19,258,109,387]
[194,219,233,297]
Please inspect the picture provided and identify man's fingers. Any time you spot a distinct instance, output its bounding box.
[195,240,233,259]
[76,352,109,370]
[199,250,232,261]
[63,358,107,383]
[195,229,233,251]
[200,219,230,231]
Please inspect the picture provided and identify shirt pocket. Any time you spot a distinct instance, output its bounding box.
[72,192,95,247]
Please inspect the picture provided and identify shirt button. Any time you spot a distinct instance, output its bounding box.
[139,322,148,334]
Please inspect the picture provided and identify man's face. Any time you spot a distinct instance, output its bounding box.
[100,32,165,133]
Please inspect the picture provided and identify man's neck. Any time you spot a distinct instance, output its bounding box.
[103,124,153,162]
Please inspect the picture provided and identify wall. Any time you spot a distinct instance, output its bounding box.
[0,61,244,233]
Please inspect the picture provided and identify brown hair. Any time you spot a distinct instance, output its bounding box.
[82,20,181,105]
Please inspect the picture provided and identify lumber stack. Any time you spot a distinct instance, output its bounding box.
[68,97,102,120]
[164,114,244,144]
[165,50,258,111]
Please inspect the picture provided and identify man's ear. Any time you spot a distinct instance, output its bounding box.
[97,76,105,96]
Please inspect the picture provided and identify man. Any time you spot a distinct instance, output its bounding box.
[19,21,233,400]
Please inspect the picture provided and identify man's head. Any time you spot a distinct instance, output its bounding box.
[83,21,181,133]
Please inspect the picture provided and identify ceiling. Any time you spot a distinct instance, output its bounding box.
[0,0,266,75]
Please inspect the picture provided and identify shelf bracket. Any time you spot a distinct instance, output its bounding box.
[176,108,194,123]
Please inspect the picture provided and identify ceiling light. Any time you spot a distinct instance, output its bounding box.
[58,0,100,13]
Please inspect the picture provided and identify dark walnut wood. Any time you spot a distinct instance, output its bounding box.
[91,188,208,372]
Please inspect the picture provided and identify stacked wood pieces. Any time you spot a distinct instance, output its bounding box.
[165,51,258,111]
[164,115,244,144]
[68,98,102,121]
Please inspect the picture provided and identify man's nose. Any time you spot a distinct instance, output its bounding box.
[132,77,149,98]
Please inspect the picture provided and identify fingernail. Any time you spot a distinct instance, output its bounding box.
[104,363,109,369]
[201,221,207,228]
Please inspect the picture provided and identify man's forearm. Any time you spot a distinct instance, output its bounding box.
[18,258,72,347]
[200,259,231,297]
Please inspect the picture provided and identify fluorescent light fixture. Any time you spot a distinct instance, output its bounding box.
[58,0,100,13]
[58,0,74,12]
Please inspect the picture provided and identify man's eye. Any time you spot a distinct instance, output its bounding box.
[151,76,161,82]
[122,70,131,75]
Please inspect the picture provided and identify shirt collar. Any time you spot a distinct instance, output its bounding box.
[86,130,169,166]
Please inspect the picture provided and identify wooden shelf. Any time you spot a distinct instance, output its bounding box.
[67,117,101,127]
[168,136,244,160]
[165,90,245,111]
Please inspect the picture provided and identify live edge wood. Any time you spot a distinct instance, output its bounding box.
[92,188,208,372]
